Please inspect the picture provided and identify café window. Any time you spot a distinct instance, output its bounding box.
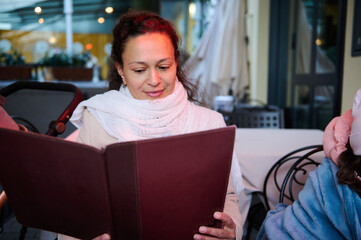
[0,0,212,82]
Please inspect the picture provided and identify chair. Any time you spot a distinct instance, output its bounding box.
[263,145,323,209]
[234,105,284,128]
[220,104,284,128]
[244,145,323,239]
[0,80,82,239]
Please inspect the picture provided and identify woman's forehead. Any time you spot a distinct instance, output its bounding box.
[125,32,173,47]
[122,33,175,62]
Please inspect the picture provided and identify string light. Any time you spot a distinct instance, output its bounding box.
[38,18,44,24]
[98,17,105,24]
[105,7,113,14]
[34,7,42,14]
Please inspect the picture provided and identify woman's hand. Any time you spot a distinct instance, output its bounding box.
[91,233,111,240]
[193,212,236,240]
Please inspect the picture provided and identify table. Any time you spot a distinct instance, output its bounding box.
[234,128,324,226]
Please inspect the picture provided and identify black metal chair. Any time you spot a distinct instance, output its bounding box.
[220,104,284,128]
[244,145,323,240]
[233,105,284,128]
[263,145,323,210]
[0,80,83,240]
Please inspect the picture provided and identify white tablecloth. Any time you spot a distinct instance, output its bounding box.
[234,128,324,226]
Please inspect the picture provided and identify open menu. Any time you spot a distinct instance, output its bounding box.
[0,126,235,240]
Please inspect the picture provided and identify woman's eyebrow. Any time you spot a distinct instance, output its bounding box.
[127,61,146,66]
[157,58,173,64]
[127,58,173,66]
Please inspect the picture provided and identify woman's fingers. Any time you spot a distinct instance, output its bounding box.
[193,212,236,240]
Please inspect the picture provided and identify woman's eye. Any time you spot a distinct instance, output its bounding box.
[134,69,145,73]
[158,66,169,71]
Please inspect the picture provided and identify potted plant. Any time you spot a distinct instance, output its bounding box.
[39,49,94,81]
[0,49,32,81]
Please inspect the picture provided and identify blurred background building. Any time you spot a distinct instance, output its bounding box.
[0,0,211,80]
[0,0,360,130]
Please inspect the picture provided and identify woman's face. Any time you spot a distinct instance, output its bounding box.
[115,32,177,100]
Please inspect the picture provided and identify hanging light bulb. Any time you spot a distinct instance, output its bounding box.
[34,6,42,14]
[98,17,105,24]
[38,18,44,24]
[105,7,113,14]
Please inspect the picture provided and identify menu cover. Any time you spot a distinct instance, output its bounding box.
[0,126,235,240]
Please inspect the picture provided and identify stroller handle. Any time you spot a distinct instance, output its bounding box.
[0,81,83,136]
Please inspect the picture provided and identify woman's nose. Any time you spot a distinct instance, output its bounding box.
[148,69,161,86]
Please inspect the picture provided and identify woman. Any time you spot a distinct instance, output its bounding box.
[63,10,244,240]
[257,88,361,240]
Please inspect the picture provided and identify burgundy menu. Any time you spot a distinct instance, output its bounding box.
[0,126,235,240]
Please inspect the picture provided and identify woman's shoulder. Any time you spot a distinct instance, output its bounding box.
[77,108,117,148]
[76,90,121,114]
[193,104,223,118]
[303,156,359,206]
[190,103,226,127]
[312,157,337,179]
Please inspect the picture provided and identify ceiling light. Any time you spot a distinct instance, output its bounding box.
[105,7,113,14]
[34,7,42,14]
[38,18,44,24]
[98,17,105,24]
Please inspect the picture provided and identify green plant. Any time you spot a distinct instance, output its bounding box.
[39,49,92,67]
[0,49,25,66]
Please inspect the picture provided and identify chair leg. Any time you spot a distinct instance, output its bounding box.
[245,222,253,240]
[18,226,27,240]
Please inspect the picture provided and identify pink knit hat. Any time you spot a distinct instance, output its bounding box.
[323,108,353,165]
[323,87,361,165]
[350,88,361,156]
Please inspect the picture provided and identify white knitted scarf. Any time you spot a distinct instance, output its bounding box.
[71,80,202,141]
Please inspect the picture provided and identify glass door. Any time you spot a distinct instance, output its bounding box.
[289,0,346,129]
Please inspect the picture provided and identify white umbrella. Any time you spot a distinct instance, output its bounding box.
[185,0,249,107]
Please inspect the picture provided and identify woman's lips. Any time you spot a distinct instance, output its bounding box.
[146,90,163,98]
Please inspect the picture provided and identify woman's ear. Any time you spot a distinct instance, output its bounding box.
[114,62,125,79]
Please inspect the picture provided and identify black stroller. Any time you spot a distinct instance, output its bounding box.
[0,81,82,240]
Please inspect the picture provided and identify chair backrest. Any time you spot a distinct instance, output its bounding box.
[262,145,323,210]
[232,105,284,128]
[0,81,82,137]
